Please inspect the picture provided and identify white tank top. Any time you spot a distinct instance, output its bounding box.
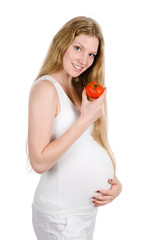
[32,75,114,214]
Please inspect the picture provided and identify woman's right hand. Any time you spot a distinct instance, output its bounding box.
[80,87,107,124]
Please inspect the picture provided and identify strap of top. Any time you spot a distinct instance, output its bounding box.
[36,75,57,84]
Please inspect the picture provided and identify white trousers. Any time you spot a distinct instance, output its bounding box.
[32,206,98,240]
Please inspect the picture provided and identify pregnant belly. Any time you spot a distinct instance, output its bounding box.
[58,137,114,208]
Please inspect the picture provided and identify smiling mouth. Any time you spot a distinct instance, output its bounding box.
[72,63,83,71]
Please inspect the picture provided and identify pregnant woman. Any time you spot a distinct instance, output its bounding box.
[27,16,122,240]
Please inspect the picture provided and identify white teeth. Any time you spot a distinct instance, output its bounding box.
[72,63,82,70]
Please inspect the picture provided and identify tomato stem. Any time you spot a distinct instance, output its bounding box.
[92,82,99,90]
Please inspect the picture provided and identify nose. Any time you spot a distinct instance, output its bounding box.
[79,53,87,66]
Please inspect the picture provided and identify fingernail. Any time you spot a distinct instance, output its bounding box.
[97,190,100,193]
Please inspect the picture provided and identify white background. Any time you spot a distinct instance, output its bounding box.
[0,0,160,239]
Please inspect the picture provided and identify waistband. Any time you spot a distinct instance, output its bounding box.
[32,203,98,217]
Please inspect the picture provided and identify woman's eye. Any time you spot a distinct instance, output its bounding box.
[89,53,95,58]
[75,46,81,51]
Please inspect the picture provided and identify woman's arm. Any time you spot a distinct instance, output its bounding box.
[35,117,91,174]
[28,81,106,174]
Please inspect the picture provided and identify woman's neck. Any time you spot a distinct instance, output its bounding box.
[49,70,72,89]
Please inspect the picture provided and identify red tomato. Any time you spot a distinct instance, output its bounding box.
[85,81,104,99]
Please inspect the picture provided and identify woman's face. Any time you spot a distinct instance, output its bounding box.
[62,34,99,78]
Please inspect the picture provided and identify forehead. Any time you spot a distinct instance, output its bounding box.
[72,34,99,52]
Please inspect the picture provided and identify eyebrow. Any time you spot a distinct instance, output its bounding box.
[74,42,97,54]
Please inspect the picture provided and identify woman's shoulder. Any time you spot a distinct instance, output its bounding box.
[31,77,58,94]
[29,78,59,104]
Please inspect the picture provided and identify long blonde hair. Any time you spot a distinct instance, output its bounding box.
[26,16,116,174]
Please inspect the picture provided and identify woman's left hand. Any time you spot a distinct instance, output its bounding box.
[92,176,122,207]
